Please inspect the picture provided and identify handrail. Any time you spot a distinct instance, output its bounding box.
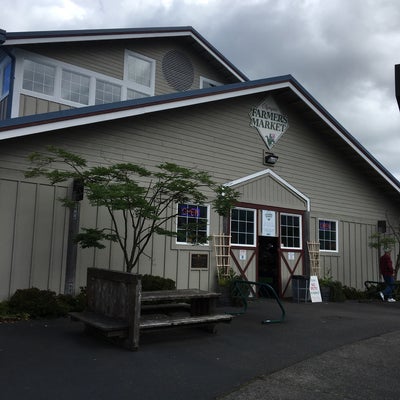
[229,280,285,324]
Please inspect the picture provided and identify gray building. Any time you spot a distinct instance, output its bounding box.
[0,27,399,300]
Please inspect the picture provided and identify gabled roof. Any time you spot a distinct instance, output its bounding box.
[1,26,248,83]
[0,74,399,195]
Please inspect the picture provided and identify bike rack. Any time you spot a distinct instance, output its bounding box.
[229,280,286,324]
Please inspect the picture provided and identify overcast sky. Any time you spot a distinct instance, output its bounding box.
[1,0,400,179]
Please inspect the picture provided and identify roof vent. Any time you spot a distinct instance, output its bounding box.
[162,50,194,91]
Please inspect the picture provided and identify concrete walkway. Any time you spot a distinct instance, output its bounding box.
[1,299,400,399]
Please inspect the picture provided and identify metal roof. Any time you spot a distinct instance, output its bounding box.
[0,74,398,195]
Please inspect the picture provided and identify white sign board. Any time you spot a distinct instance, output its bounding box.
[261,210,276,236]
[239,250,247,260]
[309,275,322,303]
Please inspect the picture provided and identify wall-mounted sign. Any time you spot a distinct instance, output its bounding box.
[261,210,276,236]
[239,250,247,260]
[249,96,289,150]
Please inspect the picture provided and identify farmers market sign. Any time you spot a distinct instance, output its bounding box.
[249,97,289,150]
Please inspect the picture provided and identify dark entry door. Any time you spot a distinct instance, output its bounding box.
[257,236,279,295]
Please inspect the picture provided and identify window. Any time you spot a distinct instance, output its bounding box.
[280,213,302,249]
[126,88,149,100]
[15,49,156,113]
[176,204,209,244]
[23,59,55,96]
[61,70,90,105]
[231,208,256,246]
[95,80,121,105]
[125,51,155,97]
[200,77,222,88]
[319,219,338,251]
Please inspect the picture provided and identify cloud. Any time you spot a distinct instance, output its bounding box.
[0,0,399,179]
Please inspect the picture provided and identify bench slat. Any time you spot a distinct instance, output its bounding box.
[139,314,232,330]
[69,311,128,332]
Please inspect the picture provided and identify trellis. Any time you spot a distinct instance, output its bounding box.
[307,241,320,277]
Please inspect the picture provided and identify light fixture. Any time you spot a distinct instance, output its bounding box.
[264,151,279,165]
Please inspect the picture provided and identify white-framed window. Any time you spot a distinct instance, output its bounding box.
[22,59,56,96]
[95,80,122,105]
[280,213,302,249]
[14,49,155,113]
[318,219,338,252]
[124,50,155,97]
[176,203,209,245]
[61,69,90,105]
[230,207,256,246]
[200,76,222,88]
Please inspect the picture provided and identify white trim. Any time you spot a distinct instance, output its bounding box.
[12,49,155,117]
[124,50,156,97]
[224,168,311,212]
[230,207,257,248]
[175,203,210,246]
[280,212,303,250]
[318,218,339,253]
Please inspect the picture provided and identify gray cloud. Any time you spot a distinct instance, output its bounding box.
[1,0,399,178]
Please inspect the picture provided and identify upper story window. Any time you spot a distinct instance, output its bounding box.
[280,213,302,249]
[15,49,156,114]
[176,204,209,245]
[200,77,222,89]
[23,59,55,96]
[124,51,155,98]
[231,207,256,246]
[95,80,122,105]
[319,219,338,252]
[61,70,90,105]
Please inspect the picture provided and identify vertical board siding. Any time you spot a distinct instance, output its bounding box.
[0,178,69,298]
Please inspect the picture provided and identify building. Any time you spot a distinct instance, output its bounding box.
[0,27,399,300]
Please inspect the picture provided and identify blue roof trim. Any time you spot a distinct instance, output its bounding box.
[0,75,290,129]
[0,74,398,189]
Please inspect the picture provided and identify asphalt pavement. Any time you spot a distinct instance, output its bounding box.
[1,298,400,399]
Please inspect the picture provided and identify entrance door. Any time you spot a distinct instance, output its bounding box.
[257,236,279,295]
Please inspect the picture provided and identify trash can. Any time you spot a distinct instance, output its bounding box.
[292,275,310,302]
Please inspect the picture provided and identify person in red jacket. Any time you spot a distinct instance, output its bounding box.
[379,248,396,302]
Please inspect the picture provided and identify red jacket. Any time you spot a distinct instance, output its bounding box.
[379,253,394,277]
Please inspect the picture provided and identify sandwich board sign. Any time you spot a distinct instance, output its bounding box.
[309,275,322,303]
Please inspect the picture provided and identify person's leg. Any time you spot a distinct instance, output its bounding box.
[383,276,395,298]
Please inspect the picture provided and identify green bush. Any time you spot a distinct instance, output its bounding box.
[342,285,368,300]
[141,275,176,291]
[7,287,87,319]
[8,288,63,318]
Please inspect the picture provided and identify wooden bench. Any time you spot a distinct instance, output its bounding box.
[69,268,232,350]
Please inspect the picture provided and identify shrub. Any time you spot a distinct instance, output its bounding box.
[141,275,176,291]
[8,288,63,318]
[7,287,87,319]
[342,285,368,300]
